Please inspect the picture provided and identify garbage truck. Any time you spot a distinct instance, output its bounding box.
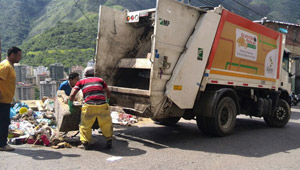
[94,0,291,136]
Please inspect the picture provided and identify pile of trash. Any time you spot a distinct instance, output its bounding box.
[110,106,140,126]
[8,99,57,147]
[111,111,139,126]
[8,98,141,149]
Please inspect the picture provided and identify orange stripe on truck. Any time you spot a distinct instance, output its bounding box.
[210,70,276,82]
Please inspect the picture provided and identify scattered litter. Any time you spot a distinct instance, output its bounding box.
[8,101,57,147]
[7,99,139,149]
[106,156,123,162]
[51,142,72,149]
[111,111,138,126]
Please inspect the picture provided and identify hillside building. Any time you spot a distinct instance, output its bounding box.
[34,66,48,76]
[50,63,64,80]
[87,60,95,68]
[40,78,57,98]
[14,64,27,83]
[15,83,35,101]
[26,76,37,85]
[71,65,84,79]
[26,65,33,77]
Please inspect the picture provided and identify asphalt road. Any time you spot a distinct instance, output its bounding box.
[2,106,300,170]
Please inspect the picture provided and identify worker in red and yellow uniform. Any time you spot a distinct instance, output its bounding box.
[69,66,112,150]
[0,47,22,152]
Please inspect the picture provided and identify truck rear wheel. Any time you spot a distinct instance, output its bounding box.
[152,117,181,126]
[263,99,290,127]
[197,97,237,136]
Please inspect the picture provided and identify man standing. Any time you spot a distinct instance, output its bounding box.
[0,47,22,151]
[69,66,112,150]
[58,72,80,96]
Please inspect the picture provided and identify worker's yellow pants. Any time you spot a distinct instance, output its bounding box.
[80,103,113,143]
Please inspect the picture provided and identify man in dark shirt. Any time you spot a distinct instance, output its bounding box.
[69,67,112,150]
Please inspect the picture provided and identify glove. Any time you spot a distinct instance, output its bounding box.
[68,100,76,114]
[106,98,110,104]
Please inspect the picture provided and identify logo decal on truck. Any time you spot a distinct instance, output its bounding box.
[235,28,258,61]
[264,49,278,78]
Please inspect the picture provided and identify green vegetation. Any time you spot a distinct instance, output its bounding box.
[21,14,97,68]
[21,14,98,51]
[23,48,94,68]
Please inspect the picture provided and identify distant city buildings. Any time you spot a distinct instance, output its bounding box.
[34,66,49,76]
[26,66,33,77]
[35,73,49,90]
[15,82,35,101]
[71,65,84,79]
[14,64,27,82]
[40,78,57,98]
[13,63,88,99]
[26,76,36,85]
[87,60,95,68]
[50,63,64,81]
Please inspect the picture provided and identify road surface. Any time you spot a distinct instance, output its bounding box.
[1,106,300,170]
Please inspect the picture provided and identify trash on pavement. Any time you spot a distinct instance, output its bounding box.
[106,156,123,162]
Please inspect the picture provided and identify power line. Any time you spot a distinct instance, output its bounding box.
[72,0,98,62]
[72,0,98,32]
[229,0,281,21]
[230,0,265,18]
[214,0,257,20]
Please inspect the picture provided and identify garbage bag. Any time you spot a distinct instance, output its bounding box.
[10,107,16,118]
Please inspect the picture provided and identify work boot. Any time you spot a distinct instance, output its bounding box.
[78,142,89,150]
[0,145,15,151]
[106,140,112,149]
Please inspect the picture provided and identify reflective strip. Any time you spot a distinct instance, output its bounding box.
[82,83,103,90]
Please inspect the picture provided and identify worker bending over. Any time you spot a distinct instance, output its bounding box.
[58,72,80,96]
[69,66,112,150]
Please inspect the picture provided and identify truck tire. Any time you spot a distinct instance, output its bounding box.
[152,117,181,126]
[263,99,290,127]
[197,97,237,136]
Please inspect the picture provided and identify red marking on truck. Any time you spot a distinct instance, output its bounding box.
[228,82,234,85]
[277,34,282,79]
[243,83,248,86]
[211,80,218,83]
[224,10,279,39]
[258,85,263,87]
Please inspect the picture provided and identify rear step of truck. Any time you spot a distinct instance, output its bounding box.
[109,86,150,96]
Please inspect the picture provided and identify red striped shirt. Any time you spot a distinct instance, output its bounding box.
[74,77,107,103]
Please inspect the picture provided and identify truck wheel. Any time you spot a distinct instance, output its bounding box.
[152,117,181,126]
[263,99,290,127]
[197,97,237,136]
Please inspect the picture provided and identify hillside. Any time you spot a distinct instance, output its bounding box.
[20,14,98,68]
[0,0,299,69]
[0,0,51,55]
